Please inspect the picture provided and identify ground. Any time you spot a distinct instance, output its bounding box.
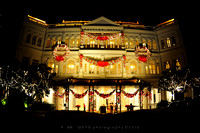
[1,110,198,133]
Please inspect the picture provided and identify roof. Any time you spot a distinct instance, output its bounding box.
[56,78,150,87]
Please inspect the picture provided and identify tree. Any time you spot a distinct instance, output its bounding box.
[158,67,200,101]
[0,62,55,110]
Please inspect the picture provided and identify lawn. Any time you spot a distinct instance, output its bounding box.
[0,109,198,133]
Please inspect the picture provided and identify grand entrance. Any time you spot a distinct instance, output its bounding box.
[53,78,152,112]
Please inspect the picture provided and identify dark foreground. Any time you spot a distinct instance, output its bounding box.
[1,110,199,133]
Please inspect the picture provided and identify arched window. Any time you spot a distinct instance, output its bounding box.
[110,64,116,74]
[171,37,176,46]
[124,38,128,48]
[32,36,37,45]
[130,38,134,49]
[65,38,69,46]
[167,38,171,47]
[70,38,75,48]
[135,39,139,48]
[89,63,95,74]
[47,59,54,73]
[76,38,80,48]
[153,40,157,50]
[130,60,137,74]
[147,40,151,49]
[46,38,51,48]
[149,61,156,74]
[165,61,170,70]
[161,40,165,49]
[67,60,75,74]
[52,38,56,47]
[26,34,31,43]
[37,37,42,47]
[176,59,181,70]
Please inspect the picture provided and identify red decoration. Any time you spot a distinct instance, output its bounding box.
[95,90,115,99]
[53,44,70,62]
[96,36,109,41]
[138,56,147,62]
[135,44,151,63]
[97,61,109,67]
[79,54,84,59]
[79,54,126,67]
[70,89,88,99]
[55,56,64,61]
[122,89,139,98]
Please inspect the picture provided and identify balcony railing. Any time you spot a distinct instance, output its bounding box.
[80,44,125,50]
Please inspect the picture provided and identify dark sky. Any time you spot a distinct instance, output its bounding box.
[0,1,199,73]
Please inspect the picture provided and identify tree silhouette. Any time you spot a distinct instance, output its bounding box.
[0,62,55,110]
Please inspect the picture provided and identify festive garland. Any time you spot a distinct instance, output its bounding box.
[81,31,123,41]
[80,31,124,45]
[70,89,88,99]
[135,44,151,63]
[54,88,151,100]
[53,44,70,61]
[79,54,126,67]
[121,89,139,98]
[95,90,116,99]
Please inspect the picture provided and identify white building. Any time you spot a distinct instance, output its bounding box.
[16,15,186,112]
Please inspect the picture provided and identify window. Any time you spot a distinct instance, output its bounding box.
[26,34,31,43]
[37,37,42,47]
[135,39,139,48]
[161,40,165,49]
[167,38,171,47]
[65,38,69,46]
[110,64,116,74]
[149,61,156,74]
[76,38,80,47]
[46,38,51,48]
[130,39,134,49]
[145,66,149,74]
[89,64,95,74]
[147,40,151,49]
[124,38,128,48]
[32,36,37,45]
[67,60,75,74]
[70,38,75,48]
[153,40,157,50]
[165,61,170,70]
[130,61,137,74]
[52,38,56,47]
[90,39,95,48]
[171,37,176,46]
[47,59,54,73]
[175,59,181,70]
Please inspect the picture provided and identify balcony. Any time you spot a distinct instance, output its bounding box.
[80,43,125,50]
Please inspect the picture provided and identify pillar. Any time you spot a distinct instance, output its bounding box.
[116,84,121,113]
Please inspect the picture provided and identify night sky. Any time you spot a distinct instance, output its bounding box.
[0,2,199,73]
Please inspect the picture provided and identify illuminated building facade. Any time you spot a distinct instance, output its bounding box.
[16,15,186,112]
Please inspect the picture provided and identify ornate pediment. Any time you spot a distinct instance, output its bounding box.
[82,16,123,32]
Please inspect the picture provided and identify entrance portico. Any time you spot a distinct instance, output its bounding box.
[53,78,152,113]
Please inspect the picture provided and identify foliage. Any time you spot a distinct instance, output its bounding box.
[158,67,200,100]
[0,61,55,110]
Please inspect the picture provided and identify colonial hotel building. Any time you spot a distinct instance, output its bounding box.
[16,15,186,112]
